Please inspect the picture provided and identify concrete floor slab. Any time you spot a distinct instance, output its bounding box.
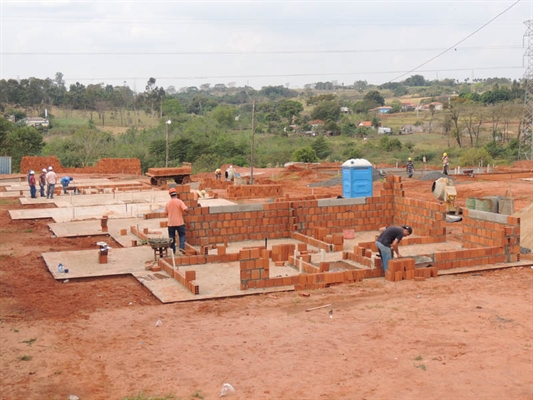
[42,238,308,303]
[48,217,167,242]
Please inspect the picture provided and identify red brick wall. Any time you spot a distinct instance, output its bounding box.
[21,156,141,175]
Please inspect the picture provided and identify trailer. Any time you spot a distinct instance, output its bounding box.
[146,163,192,186]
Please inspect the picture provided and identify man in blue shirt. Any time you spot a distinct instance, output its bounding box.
[376,225,412,274]
[60,176,74,194]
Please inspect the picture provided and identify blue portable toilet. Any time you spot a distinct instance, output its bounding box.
[342,158,373,198]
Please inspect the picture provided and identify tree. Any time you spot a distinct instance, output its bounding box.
[292,147,318,163]
[404,75,426,87]
[311,135,332,159]
[277,100,303,125]
[363,91,385,106]
[4,126,44,172]
[0,117,14,153]
[211,105,236,129]
[311,100,341,122]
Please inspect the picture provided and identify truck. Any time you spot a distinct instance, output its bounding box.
[145,162,192,187]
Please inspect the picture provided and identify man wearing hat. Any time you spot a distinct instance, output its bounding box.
[45,166,58,199]
[376,225,412,274]
[165,187,189,254]
[39,169,47,197]
[28,171,37,198]
[442,152,449,175]
[406,157,415,178]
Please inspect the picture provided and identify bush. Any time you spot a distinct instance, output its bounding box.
[292,147,318,163]
[458,148,493,167]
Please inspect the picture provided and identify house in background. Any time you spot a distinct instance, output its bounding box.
[371,106,393,114]
[357,121,373,128]
[401,102,416,112]
[417,102,443,112]
[340,107,350,114]
[24,117,49,128]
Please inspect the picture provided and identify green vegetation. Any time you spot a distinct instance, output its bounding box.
[20,355,33,361]
[0,74,529,173]
[22,338,36,346]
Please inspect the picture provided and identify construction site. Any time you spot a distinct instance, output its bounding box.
[1,156,532,399]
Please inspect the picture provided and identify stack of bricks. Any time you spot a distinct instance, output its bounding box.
[271,243,296,262]
[385,258,438,282]
[226,184,283,199]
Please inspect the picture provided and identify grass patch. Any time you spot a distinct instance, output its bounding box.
[20,355,33,361]
[24,229,33,233]
[415,364,427,371]
[22,338,36,347]
[414,355,423,361]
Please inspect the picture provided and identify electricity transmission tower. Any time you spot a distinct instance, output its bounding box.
[521,20,533,160]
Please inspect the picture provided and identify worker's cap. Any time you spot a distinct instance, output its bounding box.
[443,152,447,156]
[48,166,53,170]
[168,188,177,196]
[30,170,35,174]
[402,225,413,235]
[42,168,47,173]
[408,157,412,161]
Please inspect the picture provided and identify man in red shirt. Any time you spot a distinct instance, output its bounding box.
[165,188,189,254]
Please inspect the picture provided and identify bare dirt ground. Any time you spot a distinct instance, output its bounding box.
[1,162,532,400]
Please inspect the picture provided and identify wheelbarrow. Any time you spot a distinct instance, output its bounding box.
[148,238,172,261]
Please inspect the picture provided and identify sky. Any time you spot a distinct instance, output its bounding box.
[0,0,531,92]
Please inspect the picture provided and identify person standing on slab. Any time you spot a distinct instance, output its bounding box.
[165,188,189,254]
[39,169,47,197]
[376,225,412,274]
[45,166,57,199]
[28,171,37,198]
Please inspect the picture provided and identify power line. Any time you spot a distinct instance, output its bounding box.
[59,66,523,83]
[1,45,522,56]
[389,0,523,82]
[0,16,522,27]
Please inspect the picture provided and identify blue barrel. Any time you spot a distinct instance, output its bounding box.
[342,159,373,198]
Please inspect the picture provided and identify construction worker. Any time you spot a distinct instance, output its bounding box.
[442,152,449,175]
[45,166,57,199]
[60,176,74,194]
[215,168,221,181]
[28,171,37,198]
[376,225,413,274]
[165,188,189,254]
[39,169,47,197]
[406,157,415,178]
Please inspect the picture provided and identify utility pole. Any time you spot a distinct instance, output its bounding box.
[521,20,533,160]
[165,119,172,167]
[250,100,255,185]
